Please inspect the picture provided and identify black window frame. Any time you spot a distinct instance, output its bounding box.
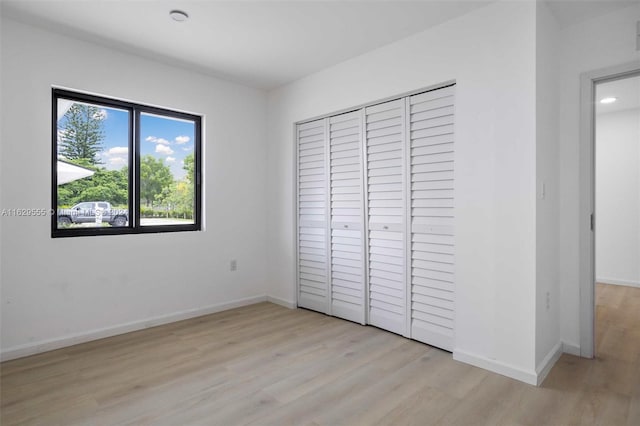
[52,88,202,238]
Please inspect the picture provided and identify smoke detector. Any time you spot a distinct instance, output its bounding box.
[170,10,189,22]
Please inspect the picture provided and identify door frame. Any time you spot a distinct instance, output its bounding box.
[578,60,640,358]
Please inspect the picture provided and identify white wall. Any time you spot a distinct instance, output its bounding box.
[267,1,540,382]
[596,108,640,287]
[535,1,561,374]
[557,3,640,353]
[0,18,269,359]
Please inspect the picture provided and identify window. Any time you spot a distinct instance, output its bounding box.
[52,89,202,237]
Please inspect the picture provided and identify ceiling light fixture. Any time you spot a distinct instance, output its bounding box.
[600,97,617,104]
[170,10,189,22]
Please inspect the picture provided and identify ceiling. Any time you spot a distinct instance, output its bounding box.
[596,74,640,115]
[1,1,637,90]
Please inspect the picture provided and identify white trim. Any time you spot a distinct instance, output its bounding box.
[400,98,409,339]
[579,61,640,359]
[294,122,301,310]
[403,96,412,339]
[579,70,595,359]
[596,277,640,288]
[562,341,581,357]
[535,342,563,386]
[361,109,371,326]
[0,295,267,362]
[359,108,368,326]
[266,295,297,309]
[453,349,537,386]
[324,117,332,316]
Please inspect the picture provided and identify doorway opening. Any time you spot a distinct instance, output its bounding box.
[579,61,640,358]
[594,74,640,358]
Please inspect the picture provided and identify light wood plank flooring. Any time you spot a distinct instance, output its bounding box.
[1,283,639,425]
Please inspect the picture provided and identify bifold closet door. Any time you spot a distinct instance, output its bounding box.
[408,86,455,351]
[297,119,329,313]
[365,99,407,336]
[297,85,456,351]
[329,111,365,324]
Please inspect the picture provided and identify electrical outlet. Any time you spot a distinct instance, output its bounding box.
[546,291,550,311]
[230,259,237,272]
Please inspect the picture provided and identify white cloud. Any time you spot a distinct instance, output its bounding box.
[156,145,174,155]
[109,156,127,166]
[182,146,192,152]
[166,156,176,163]
[108,146,128,155]
[175,135,190,144]
[146,136,170,145]
[100,146,128,169]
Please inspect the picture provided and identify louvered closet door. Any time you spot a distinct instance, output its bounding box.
[329,111,365,324]
[297,119,329,314]
[365,99,407,336]
[408,86,455,351]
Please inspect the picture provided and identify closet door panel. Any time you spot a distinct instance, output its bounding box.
[366,99,406,336]
[329,111,365,324]
[297,119,329,313]
[408,86,455,351]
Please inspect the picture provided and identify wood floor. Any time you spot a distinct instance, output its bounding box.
[1,283,639,425]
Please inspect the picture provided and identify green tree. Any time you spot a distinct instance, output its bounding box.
[159,181,193,218]
[79,168,128,205]
[58,104,106,165]
[140,155,173,206]
[183,153,195,184]
[155,154,195,218]
[58,167,128,207]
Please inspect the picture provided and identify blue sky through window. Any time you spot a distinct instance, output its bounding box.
[58,101,195,181]
[140,113,195,181]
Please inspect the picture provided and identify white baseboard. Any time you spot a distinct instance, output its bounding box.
[454,341,587,386]
[562,341,581,357]
[266,295,296,309]
[0,295,267,362]
[596,277,640,289]
[536,342,563,386]
[453,349,538,386]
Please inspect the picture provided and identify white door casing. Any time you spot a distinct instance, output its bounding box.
[578,61,640,358]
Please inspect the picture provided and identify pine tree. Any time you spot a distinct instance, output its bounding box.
[58,104,105,165]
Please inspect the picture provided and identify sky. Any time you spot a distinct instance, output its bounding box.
[57,100,195,181]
